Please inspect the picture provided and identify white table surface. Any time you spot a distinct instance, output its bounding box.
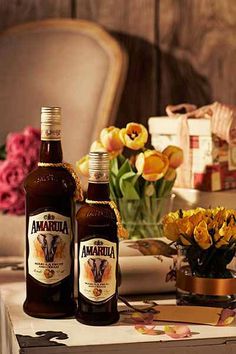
[1,261,236,354]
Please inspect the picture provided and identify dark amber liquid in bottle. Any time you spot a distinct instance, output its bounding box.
[76,182,119,325]
[24,140,76,318]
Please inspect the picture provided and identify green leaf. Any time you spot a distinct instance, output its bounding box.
[117,159,132,177]
[119,171,140,199]
[109,172,119,200]
[119,180,140,199]
[109,185,117,201]
[117,154,126,166]
[114,159,132,194]
[110,157,119,176]
[120,171,139,185]
[0,144,6,160]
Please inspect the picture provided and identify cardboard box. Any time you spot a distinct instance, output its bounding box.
[149,117,236,191]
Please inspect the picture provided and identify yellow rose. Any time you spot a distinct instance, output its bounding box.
[182,209,196,218]
[163,220,179,242]
[176,218,194,245]
[135,150,169,181]
[119,123,148,150]
[225,209,236,226]
[162,145,184,169]
[100,126,124,156]
[207,219,219,231]
[164,211,179,222]
[194,220,212,249]
[76,155,89,177]
[214,222,236,248]
[213,208,227,227]
[162,213,180,241]
[189,212,205,227]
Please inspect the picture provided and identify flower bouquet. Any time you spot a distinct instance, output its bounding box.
[77,122,183,239]
[0,126,40,215]
[163,207,236,307]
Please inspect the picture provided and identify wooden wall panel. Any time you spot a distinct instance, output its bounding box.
[76,0,158,127]
[158,0,236,114]
[1,0,235,123]
[0,0,71,31]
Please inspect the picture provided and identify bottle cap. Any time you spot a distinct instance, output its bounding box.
[41,107,61,123]
[40,107,61,141]
[89,152,109,183]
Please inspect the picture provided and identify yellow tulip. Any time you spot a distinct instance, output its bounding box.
[163,167,177,181]
[163,145,184,169]
[194,220,212,249]
[135,150,169,181]
[76,155,89,177]
[90,140,106,152]
[100,126,124,155]
[119,123,148,150]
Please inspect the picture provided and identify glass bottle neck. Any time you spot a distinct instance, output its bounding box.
[87,182,110,201]
[39,140,63,163]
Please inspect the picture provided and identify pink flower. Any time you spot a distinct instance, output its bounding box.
[11,148,39,169]
[0,126,40,216]
[6,132,29,158]
[6,127,40,168]
[0,159,27,189]
[23,126,40,142]
[0,184,25,215]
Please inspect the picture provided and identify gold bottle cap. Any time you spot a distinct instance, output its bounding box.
[89,152,109,183]
[41,106,61,123]
[40,106,61,141]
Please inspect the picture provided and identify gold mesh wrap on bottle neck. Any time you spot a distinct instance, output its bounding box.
[85,199,129,240]
[89,152,109,183]
[37,162,83,202]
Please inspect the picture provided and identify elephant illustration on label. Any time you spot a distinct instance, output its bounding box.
[37,234,60,262]
[88,258,108,283]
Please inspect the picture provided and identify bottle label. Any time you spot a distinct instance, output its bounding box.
[79,238,117,302]
[41,123,61,141]
[28,211,72,284]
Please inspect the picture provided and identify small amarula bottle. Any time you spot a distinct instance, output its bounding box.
[76,152,119,325]
[24,107,76,318]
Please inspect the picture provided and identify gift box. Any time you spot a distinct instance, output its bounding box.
[148,116,236,191]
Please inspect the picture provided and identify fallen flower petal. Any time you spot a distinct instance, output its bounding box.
[135,325,162,335]
[164,325,192,339]
[217,308,236,326]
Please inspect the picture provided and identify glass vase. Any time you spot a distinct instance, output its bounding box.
[176,246,236,308]
[117,194,175,239]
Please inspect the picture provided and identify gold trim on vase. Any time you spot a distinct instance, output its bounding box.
[176,267,236,296]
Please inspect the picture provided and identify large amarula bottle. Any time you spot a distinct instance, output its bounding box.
[76,152,119,325]
[24,107,76,318]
